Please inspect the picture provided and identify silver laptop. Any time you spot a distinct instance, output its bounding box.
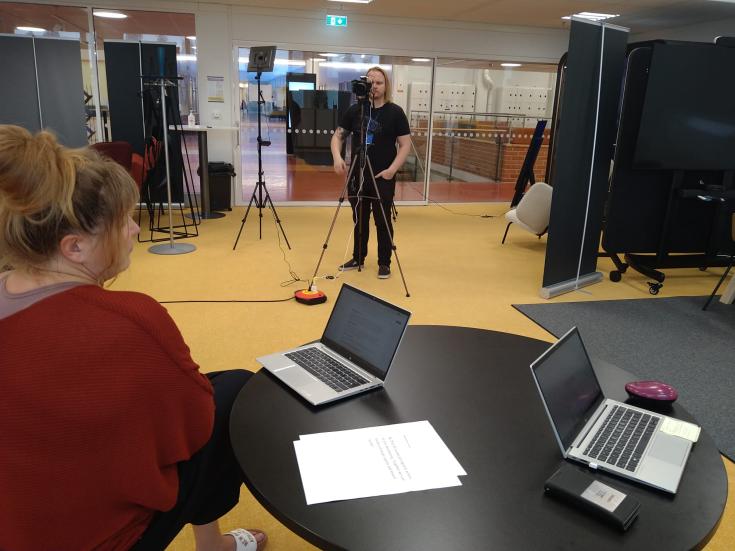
[530,327,693,494]
[258,283,411,406]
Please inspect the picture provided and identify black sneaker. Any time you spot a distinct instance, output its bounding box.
[378,265,391,279]
[338,259,363,271]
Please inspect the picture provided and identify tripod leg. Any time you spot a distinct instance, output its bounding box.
[232,192,257,250]
[264,191,291,249]
[355,163,367,272]
[366,158,411,297]
[257,178,264,241]
[309,161,357,284]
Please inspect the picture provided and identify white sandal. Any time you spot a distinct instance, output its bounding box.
[226,528,267,551]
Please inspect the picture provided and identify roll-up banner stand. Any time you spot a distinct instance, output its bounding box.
[541,18,629,299]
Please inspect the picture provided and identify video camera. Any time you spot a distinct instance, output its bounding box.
[351,76,372,98]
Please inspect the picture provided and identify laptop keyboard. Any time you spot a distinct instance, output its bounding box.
[583,405,660,472]
[285,348,369,392]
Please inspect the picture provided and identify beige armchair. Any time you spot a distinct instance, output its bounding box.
[502,182,553,244]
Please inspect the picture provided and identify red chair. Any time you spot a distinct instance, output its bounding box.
[90,141,144,190]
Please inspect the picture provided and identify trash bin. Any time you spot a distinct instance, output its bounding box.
[208,162,235,211]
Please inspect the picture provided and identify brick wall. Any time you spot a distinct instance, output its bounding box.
[500,143,549,185]
[409,120,550,183]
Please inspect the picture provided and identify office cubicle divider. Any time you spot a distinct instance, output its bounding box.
[540,18,628,299]
[0,34,86,147]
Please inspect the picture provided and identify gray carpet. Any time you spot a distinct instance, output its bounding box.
[514,296,735,461]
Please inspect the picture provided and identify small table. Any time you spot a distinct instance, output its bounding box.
[230,326,727,551]
[172,125,237,219]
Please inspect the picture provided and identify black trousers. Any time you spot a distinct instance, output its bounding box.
[131,369,252,551]
[349,177,395,266]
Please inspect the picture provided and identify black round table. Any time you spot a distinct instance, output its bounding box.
[230,326,727,551]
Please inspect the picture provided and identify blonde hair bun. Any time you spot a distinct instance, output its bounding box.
[0,125,76,219]
[0,124,139,272]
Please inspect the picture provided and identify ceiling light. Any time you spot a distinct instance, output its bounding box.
[274,59,307,66]
[236,57,306,66]
[562,12,619,22]
[187,36,196,40]
[327,0,374,3]
[319,62,391,71]
[412,58,431,62]
[177,54,197,61]
[16,26,46,32]
[319,53,340,57]
[501,63,522,67]
[94,11,128,19]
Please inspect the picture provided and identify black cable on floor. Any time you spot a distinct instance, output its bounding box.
[160,297,296,304]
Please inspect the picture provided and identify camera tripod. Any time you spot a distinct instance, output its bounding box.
[309,99,410,297]
[233,71,290,250]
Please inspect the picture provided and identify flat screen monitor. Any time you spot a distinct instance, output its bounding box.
[633,42,735,170]
[288,81,315,92]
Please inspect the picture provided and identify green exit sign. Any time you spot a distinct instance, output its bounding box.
[326,15,348,27]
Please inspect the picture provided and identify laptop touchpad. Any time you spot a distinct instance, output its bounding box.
[649,434,689,466]
[279,366,321,387]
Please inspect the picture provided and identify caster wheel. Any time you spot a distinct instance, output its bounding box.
[610,271,622,282]
[699,267,707,272]
[647,282,662,295]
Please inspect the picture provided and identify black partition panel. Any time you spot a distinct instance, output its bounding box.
[602,42,734,256]
[542,20,628,289]
[0,35,85,145]
[0,36,41,131]
[105,41,145,154]
[34,38,87,147]
[104,41,182,203]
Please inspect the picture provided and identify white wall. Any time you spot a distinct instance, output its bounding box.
[631,17,735,43]
[195,5,236,162]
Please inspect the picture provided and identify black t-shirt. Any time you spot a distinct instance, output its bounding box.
[339,102,410,177]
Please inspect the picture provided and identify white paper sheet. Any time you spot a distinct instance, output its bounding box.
[294,421,465,505]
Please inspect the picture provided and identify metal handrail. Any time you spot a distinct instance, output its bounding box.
[406,112,551,182]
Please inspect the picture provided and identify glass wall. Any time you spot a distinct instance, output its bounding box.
[426,59,557,202]
[0,3,195,146]
[235,50,556,204]
[236,49,432,203]
[90,8,196,145]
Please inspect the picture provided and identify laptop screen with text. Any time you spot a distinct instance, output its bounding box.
[533,328,605,450]
[321,285,410,379]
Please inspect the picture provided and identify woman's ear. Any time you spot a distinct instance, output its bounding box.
[58,234,87,263]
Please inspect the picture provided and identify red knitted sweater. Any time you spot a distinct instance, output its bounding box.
[0,285,214,550]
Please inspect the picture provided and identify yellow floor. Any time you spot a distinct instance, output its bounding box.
[111,203,732,550]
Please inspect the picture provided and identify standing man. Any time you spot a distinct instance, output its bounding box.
[331,66,411,279]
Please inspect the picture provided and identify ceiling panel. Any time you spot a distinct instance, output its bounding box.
[2,0,734,37]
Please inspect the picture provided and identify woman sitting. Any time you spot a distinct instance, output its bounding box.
[0,125,266,551]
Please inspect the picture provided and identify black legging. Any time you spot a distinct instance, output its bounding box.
[131,369,252,550]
